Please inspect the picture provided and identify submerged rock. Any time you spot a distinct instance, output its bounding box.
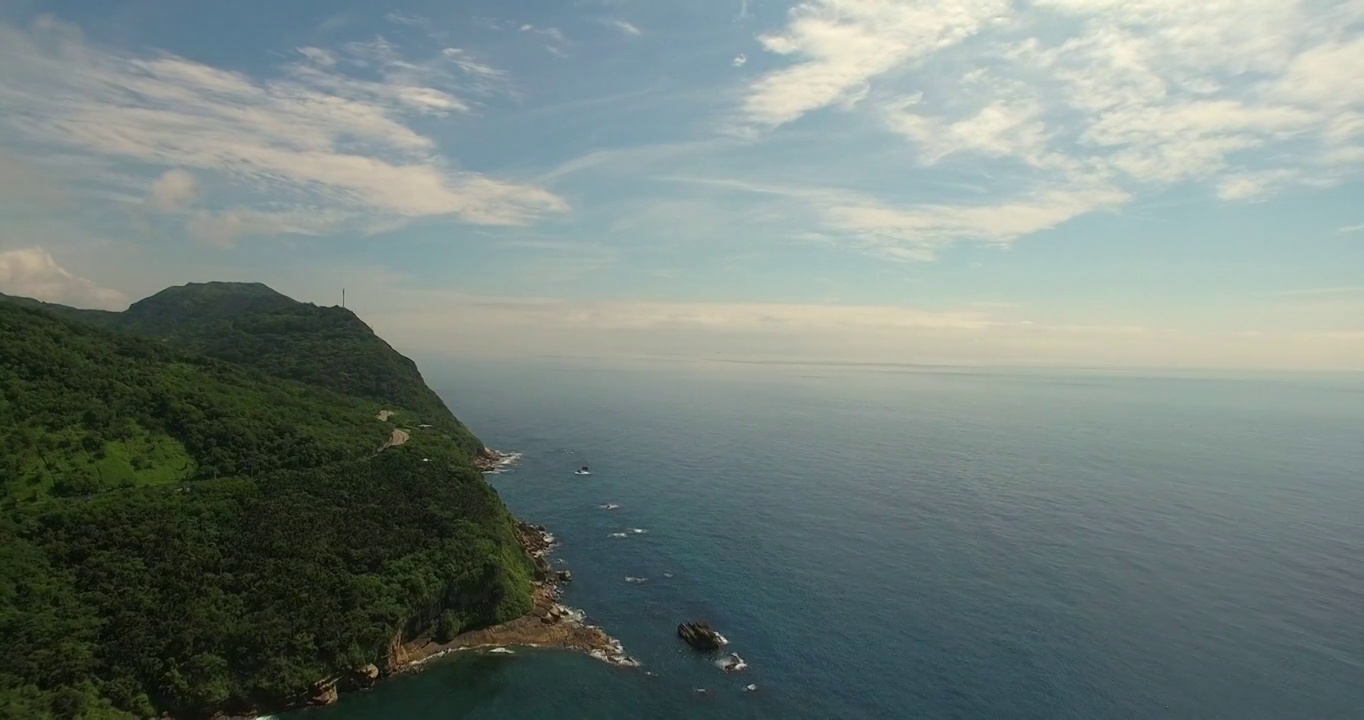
[677,622,726,651]
[718,653,748,672]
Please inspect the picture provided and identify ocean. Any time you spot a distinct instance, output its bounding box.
[289,360,1364,719]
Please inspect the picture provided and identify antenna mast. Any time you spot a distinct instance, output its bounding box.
[342,288,346,309]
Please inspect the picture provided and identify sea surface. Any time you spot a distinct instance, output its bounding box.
[291,360,1364,719]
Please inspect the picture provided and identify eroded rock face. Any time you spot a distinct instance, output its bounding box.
[354,663,380,688]
[677,622,724,651]
[309,678,339,706]
[381,632,414,675]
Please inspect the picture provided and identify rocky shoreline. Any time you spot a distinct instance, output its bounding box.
[215,453,632,719]
[242,518,636,718]
[473,447,520,474]
[391,521,639,671]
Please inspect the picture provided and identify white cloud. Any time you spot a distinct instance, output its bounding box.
[609,20,642,37]
[733,53,748,68]
[658,175,1127,260]
[1214,169,1301,201]
[0,16,567,242]
[736,0,1364,248]
[519,24,566,42]
[740,0,1010,129]
[296,46,337,68]
[384,12,428,27]
[1338,222,1364,234]
[821,186,1130,261]
[148,168,198,212]
[0,247,127,309]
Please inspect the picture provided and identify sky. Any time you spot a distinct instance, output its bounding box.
[0,0,1361,371]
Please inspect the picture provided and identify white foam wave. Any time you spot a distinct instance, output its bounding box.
[716,653,748,672]
[625,576,648,583]
[481,450,523,475]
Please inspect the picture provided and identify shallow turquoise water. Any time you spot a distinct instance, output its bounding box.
[292,361,1364,719]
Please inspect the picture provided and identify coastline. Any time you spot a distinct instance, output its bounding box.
[394,450,638,668]
[225,450,635,719]
[391,520,639,671]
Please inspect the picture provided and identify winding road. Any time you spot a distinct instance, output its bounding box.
[375,410,409,452]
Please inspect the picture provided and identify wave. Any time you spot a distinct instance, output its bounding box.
[480,450,523,475]
[716,652,748,672]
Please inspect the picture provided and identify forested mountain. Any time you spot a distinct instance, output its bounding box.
[0,289,530,719]
[47,282,483,457]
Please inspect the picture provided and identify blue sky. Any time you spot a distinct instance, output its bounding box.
[0,0,1361,370]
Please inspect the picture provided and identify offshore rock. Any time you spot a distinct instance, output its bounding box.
[677,622,725,651]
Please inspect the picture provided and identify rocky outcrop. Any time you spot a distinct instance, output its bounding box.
[473,448,518,473]
[382,632,414,675]
[353,663,380,688]
[677,622,726,651]
[516,521,557,579]
[556,569,573,582]
[308,677,339,706]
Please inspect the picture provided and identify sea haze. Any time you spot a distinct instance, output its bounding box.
[295,360,1364,719]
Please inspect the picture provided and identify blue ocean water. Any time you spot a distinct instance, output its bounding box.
[292,361,1364,719]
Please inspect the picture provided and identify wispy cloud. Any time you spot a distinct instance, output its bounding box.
[384,11,428,27]
[739,0,1010,130]
[729,0,1364,256]
[0,15,567,245]
[520,23,571,56]
[732,53,747,68]
[607,19,642,37]
[1338,222,1364,234]
[656,175,1127,261]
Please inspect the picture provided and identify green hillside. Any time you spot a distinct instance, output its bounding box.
[109,283,484,457]
[0,293,532,719]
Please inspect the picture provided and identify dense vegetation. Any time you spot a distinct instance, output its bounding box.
[112,283,483,457]
[0,289,531,719]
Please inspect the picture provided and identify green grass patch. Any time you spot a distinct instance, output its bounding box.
[99,433,196,487]
[7,426,195,501]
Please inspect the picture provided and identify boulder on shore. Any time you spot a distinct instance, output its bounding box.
[556,570,573,582]
[309,678,339,706]
[677,622,725,651]
[352,664,380,688]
